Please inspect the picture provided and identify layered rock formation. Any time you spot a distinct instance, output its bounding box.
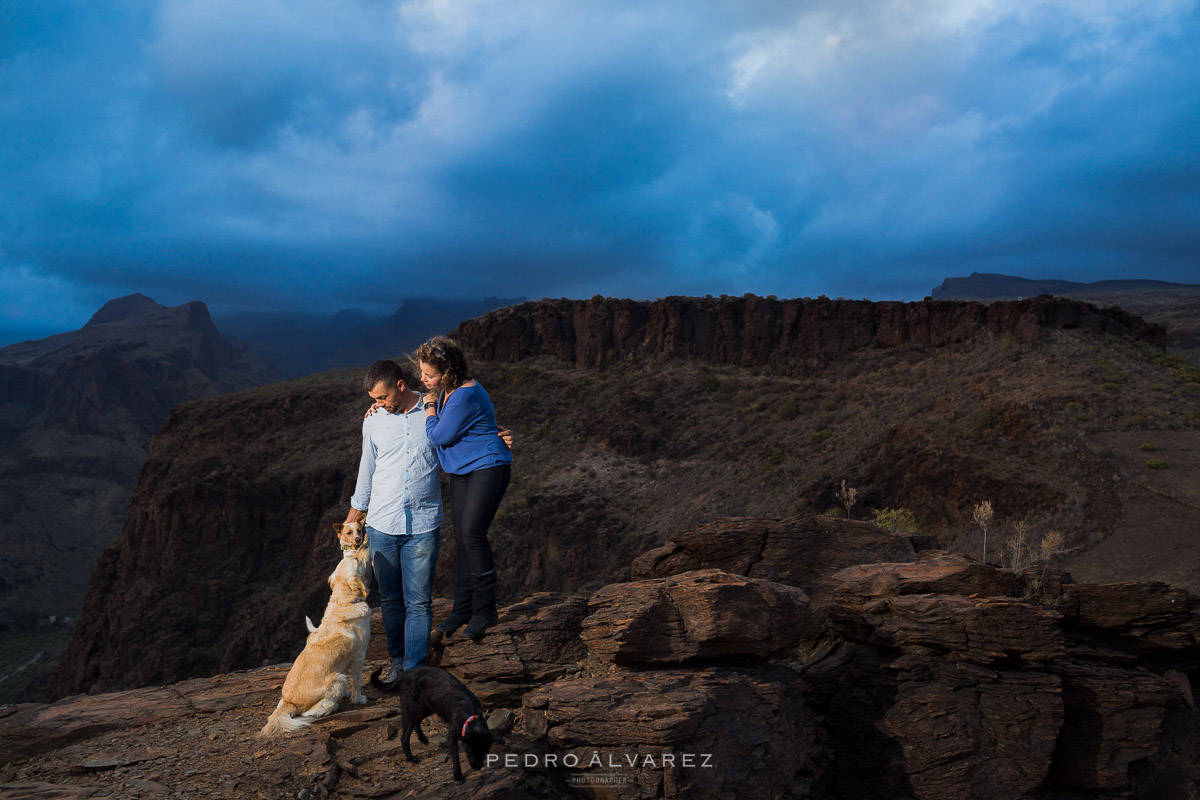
[0,294,276,628]
[452,294,1166,369]
[9,517,1198,799]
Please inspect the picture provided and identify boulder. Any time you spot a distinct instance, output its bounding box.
[580,569,812,664]
[434,593,590,706]
[831,551,1040,603]
[520,667,815,799]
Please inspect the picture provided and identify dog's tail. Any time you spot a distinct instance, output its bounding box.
[259,698,313,737]
[369,666,403,693]
[305,615,318,633]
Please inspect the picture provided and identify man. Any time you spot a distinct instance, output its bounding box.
[344,359,510,678]
[345,359,441,680]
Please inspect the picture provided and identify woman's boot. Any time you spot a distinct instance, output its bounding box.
[434,574,474,634]
[463,570,499,639]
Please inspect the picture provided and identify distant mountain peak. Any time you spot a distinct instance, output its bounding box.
[83,293,162,327]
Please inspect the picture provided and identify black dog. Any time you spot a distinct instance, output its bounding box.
[370,665,498,782]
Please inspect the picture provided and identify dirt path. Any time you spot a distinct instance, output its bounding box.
[1067,430,1200,593]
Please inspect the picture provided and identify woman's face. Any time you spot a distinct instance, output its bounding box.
[419,360,445,393]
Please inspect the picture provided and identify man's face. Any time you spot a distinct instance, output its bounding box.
[369,380,405,413]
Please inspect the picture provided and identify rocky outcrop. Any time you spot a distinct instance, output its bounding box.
[9,518,1200,799]
[580,569,812,664]
[433,593,590,706]
[807,552,1196,799]
[453,295,1166,369]
[520,668,816,799]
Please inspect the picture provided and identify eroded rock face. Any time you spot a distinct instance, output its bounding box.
[520,668,816,799]
[452,295,1166,370]
[1059,581,1200,654]
[433,593,591,706]
[811,560,1068,800]
[1049,659,1185,793]
[580,569,812,664]
[812,549,1198,800]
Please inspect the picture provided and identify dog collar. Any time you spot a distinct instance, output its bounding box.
[461,715,479,737]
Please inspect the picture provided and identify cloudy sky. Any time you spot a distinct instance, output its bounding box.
[2,0,1198,342]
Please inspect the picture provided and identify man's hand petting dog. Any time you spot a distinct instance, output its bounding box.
[370,665,501,783]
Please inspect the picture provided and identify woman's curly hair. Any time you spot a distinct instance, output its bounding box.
[414,336,471,393]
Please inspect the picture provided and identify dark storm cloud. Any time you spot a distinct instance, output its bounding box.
[1,0,1198,339]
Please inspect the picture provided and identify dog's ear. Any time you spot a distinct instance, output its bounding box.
[332,523,344,536]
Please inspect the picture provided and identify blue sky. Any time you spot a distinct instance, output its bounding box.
[2,0,1198,342]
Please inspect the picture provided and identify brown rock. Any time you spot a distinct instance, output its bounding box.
[1059,581,1200,653]
[833,594,1065,666]
[0,667,290,766]
[0,782,97,799]
[0,687,194,765]
[521,667,814,799]
[830,551,1021,603]
[1049,658,1187,793]
[580,569,812,664]
[804,641,1063,800]
[434,594,590,706]
[632,516,919,604]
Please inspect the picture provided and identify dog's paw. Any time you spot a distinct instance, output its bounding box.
[353,694,368,705]
[406,755,419,764]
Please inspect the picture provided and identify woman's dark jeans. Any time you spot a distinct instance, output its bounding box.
[448,463,511,578]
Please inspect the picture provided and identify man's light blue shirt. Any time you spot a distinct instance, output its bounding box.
[350,400,444,536]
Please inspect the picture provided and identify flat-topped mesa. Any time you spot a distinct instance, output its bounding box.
[451,294,1166,369]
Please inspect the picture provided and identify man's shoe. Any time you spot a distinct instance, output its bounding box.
[434,575,474,634]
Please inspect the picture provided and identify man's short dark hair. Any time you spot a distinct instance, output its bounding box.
[363,359,415,392]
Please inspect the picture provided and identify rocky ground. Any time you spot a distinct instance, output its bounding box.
[5,517,1199,799]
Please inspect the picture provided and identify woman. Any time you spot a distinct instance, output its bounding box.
[417,336,512,639]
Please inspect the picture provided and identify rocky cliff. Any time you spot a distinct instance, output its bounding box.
[451,294,1165,369]
[0,294,277,630]
[7,518,1199,799]
[47,294,1199,705]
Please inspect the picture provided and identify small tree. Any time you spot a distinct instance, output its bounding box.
[972,500,994,565]
[1003,518,1033,573]
[836,479,858,520]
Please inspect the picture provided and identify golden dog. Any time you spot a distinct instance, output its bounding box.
[260,521,372,736]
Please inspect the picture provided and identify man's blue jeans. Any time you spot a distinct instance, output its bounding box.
[367,526,440,671]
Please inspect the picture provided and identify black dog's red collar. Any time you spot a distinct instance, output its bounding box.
[461,714,479,737]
